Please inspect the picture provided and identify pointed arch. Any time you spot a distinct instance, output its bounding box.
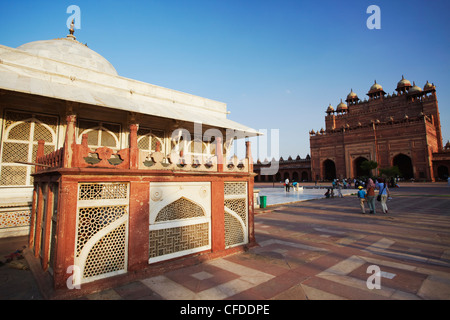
[354,156,370,177]
[393,153,414,179]
[155,197,206,222]
[323,159,336,180]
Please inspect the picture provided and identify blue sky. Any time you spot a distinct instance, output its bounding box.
[1,0,449,160]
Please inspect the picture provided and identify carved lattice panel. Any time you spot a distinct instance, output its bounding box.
[0,110,58,186]
[224,212,244,247]
[149,223,209,259]
[137,127,165,155]
[76,205,127,257]
[224,182,247,196]
[224,182,248,248]
[0,166,28,186]
[83,223,127,279]
[149,182,211,263]
[78,183,128,201]
[77,119,121,150]
[75,182,129,283]
[224,199,247,226]
[33,123,53,142]
[155,197,205,222]
[2,142,29,163]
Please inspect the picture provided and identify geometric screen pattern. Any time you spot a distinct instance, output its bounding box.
[149,223,209,259]
[83,223,127,279]
[78,183,128,201]
[148,182,211,263]
[224,182,248,248]
[0,110,58,186]
[76,183,129,282]
[76,205,127,257]
[155,197,205,222]
[224,212,244,247]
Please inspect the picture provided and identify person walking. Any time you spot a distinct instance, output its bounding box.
[376,178,390,214]
[357,186,366,214]
[366,178,376,214]
[285,178,290,192]
[337,180,343,198]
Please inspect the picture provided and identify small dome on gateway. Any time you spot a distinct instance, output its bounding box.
[369,80,383,92]
[326,104,334,113]
[396,75,412,91]
[336,99,347,112]
[408,82,423,94]
[347,89,358,100]
[424,81,435,91]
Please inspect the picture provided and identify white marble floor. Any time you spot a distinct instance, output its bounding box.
[256,187,356,206]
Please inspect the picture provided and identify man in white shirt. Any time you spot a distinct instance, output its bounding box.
[285,178,290,192]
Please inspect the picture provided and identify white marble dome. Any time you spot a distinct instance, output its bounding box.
[16,37,118,76]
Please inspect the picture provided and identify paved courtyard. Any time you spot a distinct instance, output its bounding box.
[1,183,449,301]
[81,182,450,300]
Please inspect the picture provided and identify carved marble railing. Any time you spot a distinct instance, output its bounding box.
[138,149,219,172]
[223,155,249,173]
[72,134,132,169]
[34,115,253,174]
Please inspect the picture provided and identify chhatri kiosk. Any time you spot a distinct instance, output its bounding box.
[0,27,259,293]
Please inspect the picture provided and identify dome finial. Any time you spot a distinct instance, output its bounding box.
[67,19,76,40]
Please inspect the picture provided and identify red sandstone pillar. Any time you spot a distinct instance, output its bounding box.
[41,185,54,271]
[245,141,256,244]
[34,184,44,258]
[129,123,138,169]
[63,115,77,168]
[53,180,78,290]
[127,181,150,271]
[211,180,225,252]
[247,177,256,245]
[28,187,38,249]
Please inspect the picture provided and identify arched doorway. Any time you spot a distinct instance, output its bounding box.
[393,154,414,179]
[275,172,281,182]
[292,172,299,182]
[283,172,290,180]
[323,159,336,181]
[301,171,309,182]
[354,157,370,177]
[437,165,449,180]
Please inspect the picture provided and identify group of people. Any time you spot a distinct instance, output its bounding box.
[284,178,299,192]
[356,178,390,214]
[324,177,391,214]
